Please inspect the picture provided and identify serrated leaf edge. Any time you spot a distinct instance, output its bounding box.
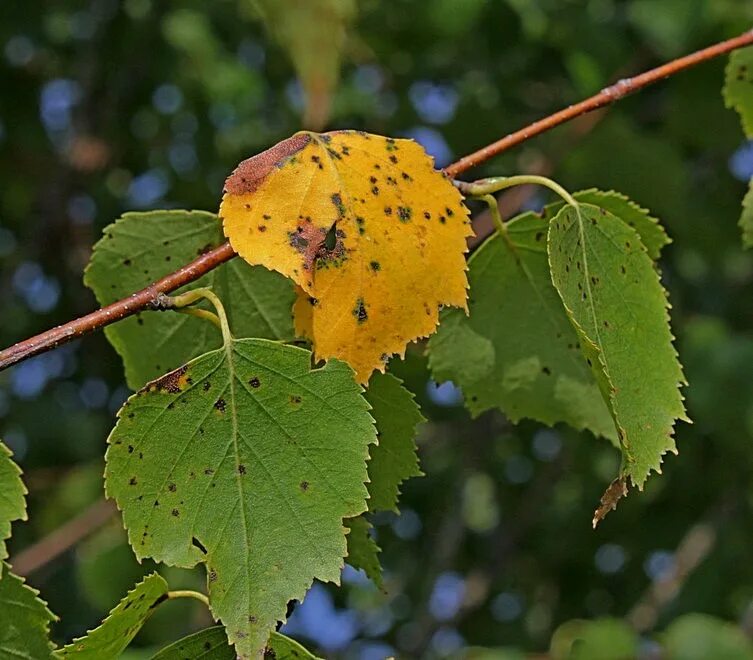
[0,441,28,565]
[547,204,689,495]
[52,572,168,657]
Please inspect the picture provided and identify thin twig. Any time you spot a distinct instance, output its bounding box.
[0,29,751,373]
[0,242,235,371]
[11,498,117,576]
[444,28,753,177]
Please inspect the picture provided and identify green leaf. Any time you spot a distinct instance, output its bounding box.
[267,632,322,659]
[428,212,616,440]
[152,626,232,660]
[662,614,753,660]
[0,440,26,564]
[105,338,375,659]
[571,190,669,260]
[84,210,295,390]
[345,516,383,589]
[739,179,753,249]
[363,372,425,512]
[54,573,168,658]
[547,204,688,494]
[550,618,638,660]
[724,45,753,138]
[0,562,56,659]
[540,190,670,260]
[152,627,320,660]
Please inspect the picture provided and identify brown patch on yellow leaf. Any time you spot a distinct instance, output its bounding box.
[592,476,628,529]
[225,133,312,195]
[221,130,472,382]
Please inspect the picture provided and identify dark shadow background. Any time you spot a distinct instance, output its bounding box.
[2,1,753,658]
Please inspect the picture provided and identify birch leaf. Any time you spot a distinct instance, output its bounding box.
[345,516,383,589]
[105,339,375,659]
[54,573,168,658]
[0,440,26,565]
[724,45,753,138]
[0,562,56,659]
[152,627,320,660]
[220,130,472,382]
[547,204,687,515]
[85,210,295,390]
[363,372,425,512]
[428,212,616,440]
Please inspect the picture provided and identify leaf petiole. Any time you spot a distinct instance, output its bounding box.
[476,194,506,236]
[175,307,223,330]
[456,175,578,208]
[166,589,210,607]
[160,287,233,345]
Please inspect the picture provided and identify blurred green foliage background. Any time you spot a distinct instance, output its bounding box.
[2,1,753,658]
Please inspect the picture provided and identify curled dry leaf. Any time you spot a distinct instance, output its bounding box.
[220,130,472,382]
[592,476,628,529]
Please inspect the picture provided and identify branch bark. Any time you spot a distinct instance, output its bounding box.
[1,29,751,373]
[444,28,753,177]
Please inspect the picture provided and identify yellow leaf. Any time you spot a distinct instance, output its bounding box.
[220,130,472,382]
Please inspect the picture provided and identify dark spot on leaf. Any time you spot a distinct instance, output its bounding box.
[209,569,217,582]
[353,298,368,324]
[249,377,261,388]
[370,260,381,271]
[168,483,176,492]
[300,481,309,491]
[384,206,392,216]
[397,206,412,222]
[139,364,189,395]
[331,193,346,217]
[238,464,247,475]
[542,366,551,375]
[171,509,180,517]
[192,537,207,554]
[203,381,211,392]
[214,398,226,412]
[290,395,302,405]
[129,476,137,486]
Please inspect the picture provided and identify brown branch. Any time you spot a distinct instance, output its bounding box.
[1,29,752,373]
[12,498,117,576]
[444,28,753,177]
[0,242,235,371]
